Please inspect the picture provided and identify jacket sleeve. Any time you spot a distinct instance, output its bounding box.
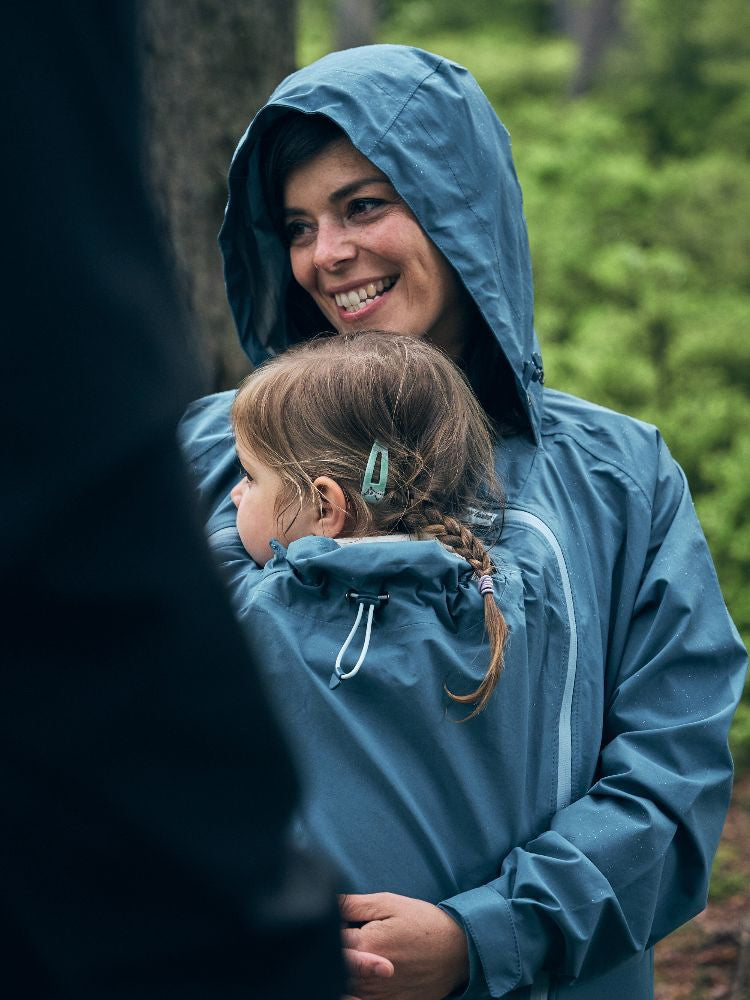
[439,438,747,997]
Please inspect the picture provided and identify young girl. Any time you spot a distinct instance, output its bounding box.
[222,330,524,907]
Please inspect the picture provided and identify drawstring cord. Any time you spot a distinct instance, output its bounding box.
[335,603,374,680]
[329,590,389,689]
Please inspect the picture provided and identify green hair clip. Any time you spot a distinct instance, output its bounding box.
[361,440,389,504]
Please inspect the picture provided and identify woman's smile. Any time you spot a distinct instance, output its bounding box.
[283,138,473,358]
[331,275,398,315]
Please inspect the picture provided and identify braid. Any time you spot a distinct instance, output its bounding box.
[422,511,509,720]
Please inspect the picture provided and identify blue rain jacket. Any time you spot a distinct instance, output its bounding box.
[179,45,747,1000]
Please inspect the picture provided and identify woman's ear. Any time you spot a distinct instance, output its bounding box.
[311,476,349,538]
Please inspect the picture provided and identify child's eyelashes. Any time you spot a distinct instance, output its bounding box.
[235,457,253,484]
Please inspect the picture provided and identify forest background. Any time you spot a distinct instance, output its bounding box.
[143,1,749,995]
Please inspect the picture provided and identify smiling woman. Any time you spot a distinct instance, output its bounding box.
[270,125,475,360]
[179,44,747,1000]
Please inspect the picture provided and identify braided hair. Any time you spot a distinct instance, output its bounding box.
[232,330,509,717]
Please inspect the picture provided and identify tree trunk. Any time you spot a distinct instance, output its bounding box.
[334,0,380,51]
[141,0,297,391]
[561,0,622,97]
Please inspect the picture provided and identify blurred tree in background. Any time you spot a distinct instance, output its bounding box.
[300,0,750,763]
[142,0,297,389]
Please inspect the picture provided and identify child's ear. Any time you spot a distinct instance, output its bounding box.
[311,476,349,538]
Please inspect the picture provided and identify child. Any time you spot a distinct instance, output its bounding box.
[220,330,531,906]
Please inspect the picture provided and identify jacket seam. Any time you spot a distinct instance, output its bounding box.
[370,65,521,325]
[247,585,485,632]
[186,430,235,467]
[371,62,443,150]
[540,428,655,510]
[462,889,521,996]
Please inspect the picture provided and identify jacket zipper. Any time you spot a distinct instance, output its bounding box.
[503,509,579,1000]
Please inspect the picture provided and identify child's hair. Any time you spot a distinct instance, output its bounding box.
[231,330,508,717]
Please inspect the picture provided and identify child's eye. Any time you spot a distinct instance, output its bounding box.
[235,457,253,483]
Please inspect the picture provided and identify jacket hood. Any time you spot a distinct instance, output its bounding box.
[219,44,543,441]
[264,534,489,638]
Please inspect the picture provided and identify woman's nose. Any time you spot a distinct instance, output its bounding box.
[312,219,356,271]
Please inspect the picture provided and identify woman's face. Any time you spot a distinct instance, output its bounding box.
[283,138,473,359]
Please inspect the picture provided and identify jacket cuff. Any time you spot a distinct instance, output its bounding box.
[439,887,521,998]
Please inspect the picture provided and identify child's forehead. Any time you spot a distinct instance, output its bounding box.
[235,440,259,468]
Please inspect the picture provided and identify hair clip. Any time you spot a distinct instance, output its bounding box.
[361,440,388,503]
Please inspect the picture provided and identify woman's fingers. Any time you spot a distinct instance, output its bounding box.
[341,926,361,948]
[339,891,393,923]
[342,946,395,979]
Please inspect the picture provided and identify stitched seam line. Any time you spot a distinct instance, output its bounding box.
[248,586,488,633]
[185,431,235,467]
[539,428,655,510]
[373,61,443,146]
[397,115,519,324]
[366,62,521,325]
[461,890,521,996]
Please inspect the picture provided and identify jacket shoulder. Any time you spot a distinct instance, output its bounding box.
[540,388,679,511]
[178,391,234,462]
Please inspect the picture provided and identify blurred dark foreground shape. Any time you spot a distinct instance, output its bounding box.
[0,3,344,997]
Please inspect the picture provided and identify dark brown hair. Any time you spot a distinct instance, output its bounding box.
[232,330,509,717]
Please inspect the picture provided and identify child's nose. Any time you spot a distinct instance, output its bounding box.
[230,480,243,508]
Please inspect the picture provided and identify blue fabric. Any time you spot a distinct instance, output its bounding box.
[179,44,747,1000]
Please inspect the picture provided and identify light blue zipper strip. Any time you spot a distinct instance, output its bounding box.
[503,509,579,1000]
[503,508,578,811]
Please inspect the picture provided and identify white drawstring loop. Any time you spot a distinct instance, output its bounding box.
[329,590,389,689]
[334,603,375,680]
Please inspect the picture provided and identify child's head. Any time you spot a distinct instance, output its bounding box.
[230,330,499,557]
[230,330,507,716]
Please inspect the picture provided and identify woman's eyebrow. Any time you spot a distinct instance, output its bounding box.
[284,177,390,215]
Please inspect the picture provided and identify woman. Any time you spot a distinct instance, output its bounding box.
[180,45,747,999]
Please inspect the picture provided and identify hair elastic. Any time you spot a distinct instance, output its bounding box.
[477,574,494,596]
[361,440,389,503]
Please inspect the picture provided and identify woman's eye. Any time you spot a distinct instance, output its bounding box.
[348,198,382,218]
[285,219,312,244]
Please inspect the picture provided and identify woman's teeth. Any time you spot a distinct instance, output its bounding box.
[334,276,396,313]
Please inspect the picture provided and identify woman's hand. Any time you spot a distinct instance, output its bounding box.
[340,892,469,1000]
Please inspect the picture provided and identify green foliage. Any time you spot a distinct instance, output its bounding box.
[298,0,750,757]
[709,840,747,902]
[610,0,750,157]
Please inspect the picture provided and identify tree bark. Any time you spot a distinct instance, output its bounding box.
[334,0,380,52]
[561,0,622,97]
[141,0,297,391]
